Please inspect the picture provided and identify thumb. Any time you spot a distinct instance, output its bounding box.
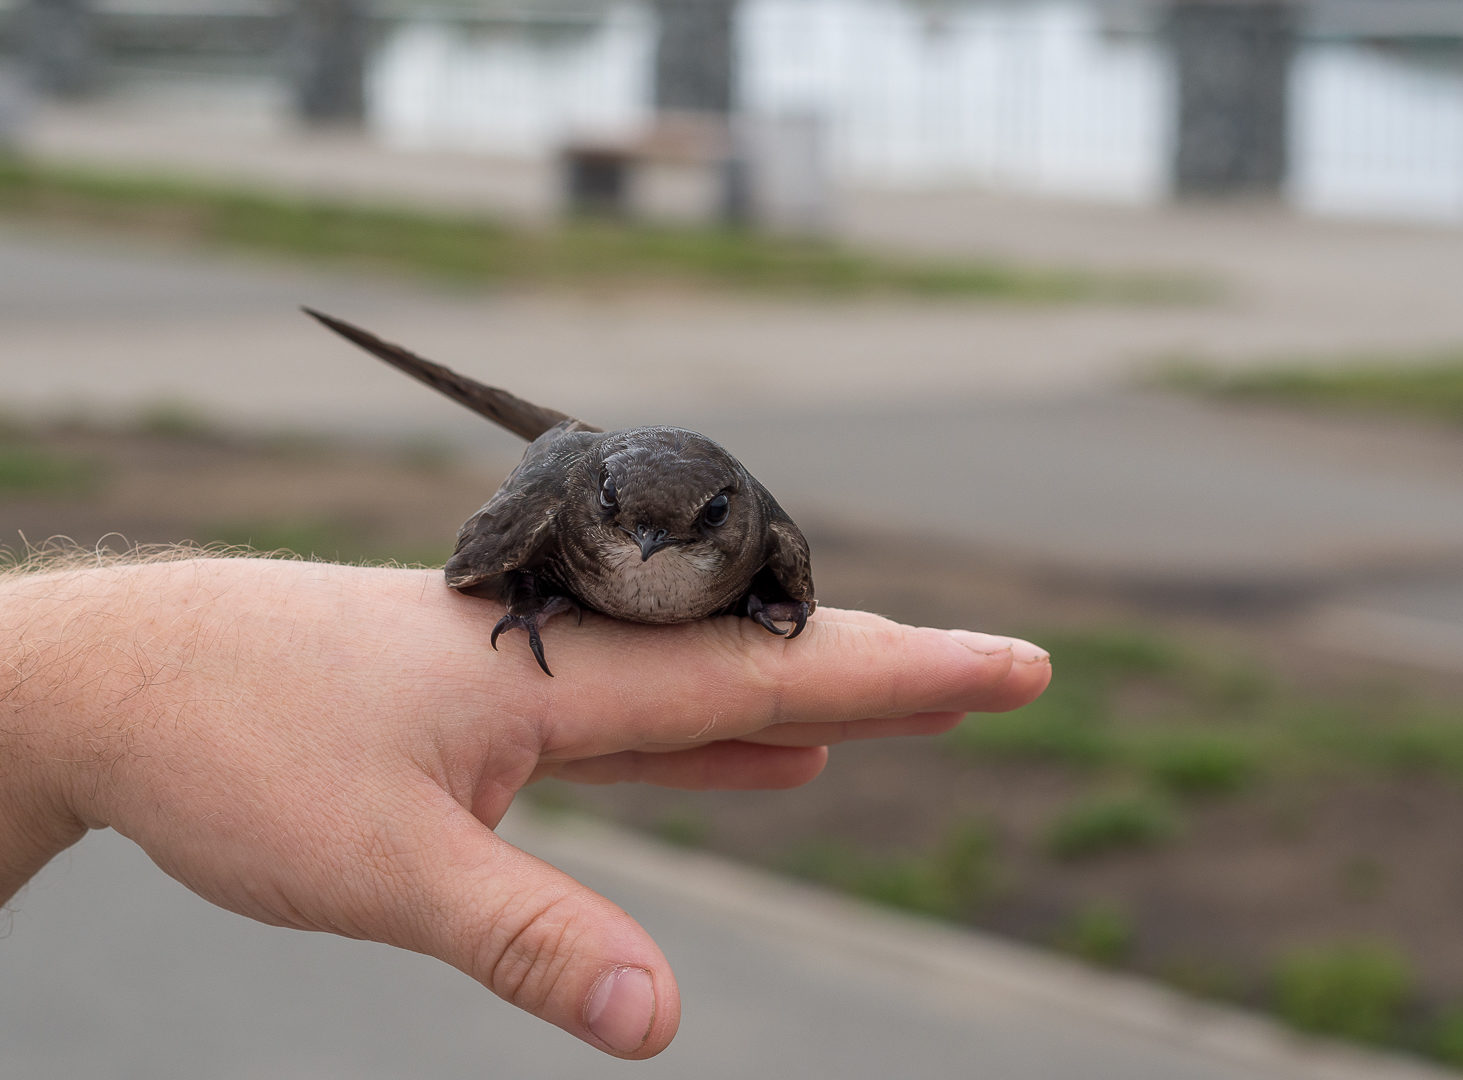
[377,794,680,1058]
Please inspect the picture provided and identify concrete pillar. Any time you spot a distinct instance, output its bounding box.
[288,0,368,126]
[650,0,741,222]
[652,0,735,114]
[1167,0,1296,197]
[21,0,97,98]
[0,63,31,148]
[736,112,831,235]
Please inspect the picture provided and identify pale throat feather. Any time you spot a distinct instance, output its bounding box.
[588,536,730,622]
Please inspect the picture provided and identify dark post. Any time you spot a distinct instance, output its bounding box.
[651,0,743,222]
[652,0,735,114]
[288,0,367,126]
[0,66,29,148]
[21,0,97,98]
[1167,0,1296,197]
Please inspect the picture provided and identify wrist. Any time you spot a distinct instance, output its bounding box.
[0,751,85,904]
[0,579,88,901]
[0,560,174,900]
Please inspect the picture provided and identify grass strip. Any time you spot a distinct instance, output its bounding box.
[0,156,1206,301]
[1156,353,1463,426]
[946,626,1463,791]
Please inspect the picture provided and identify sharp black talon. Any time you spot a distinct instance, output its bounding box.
[486,590,576,676]
[527,626,554,677]
[752,609,791,637]
[490,613,554,674]
[786,602,809,639]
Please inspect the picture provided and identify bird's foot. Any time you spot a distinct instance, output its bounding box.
[745,594,813,639]
[490,595,580,676]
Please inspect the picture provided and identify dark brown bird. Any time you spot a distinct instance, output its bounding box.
[305,308,815,676]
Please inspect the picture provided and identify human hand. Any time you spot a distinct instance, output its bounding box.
[1,557,1050,1058]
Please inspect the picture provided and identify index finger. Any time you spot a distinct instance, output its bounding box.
[500,607,1049,758]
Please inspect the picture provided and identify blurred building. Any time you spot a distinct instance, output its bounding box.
[0,0,1461,224]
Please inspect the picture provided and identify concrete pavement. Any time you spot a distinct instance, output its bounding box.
[28,99,1463,382]
[5,811,1458,1080]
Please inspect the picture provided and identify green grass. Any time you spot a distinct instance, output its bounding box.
[0,156,1206,302]
[652,808,713,849]
[953,707,1118,767]
[0,443,104,496]
[947,626,1463,797]
[522,781,581,818]
[133,401,220,440]
[1056,902,1136,966]
[1046,791,1180,859]
[782,822,1000,919]
[1156,352,1463,427]
[1430,1006,1463,1068]
[947,628,1202,768]
[1288,709,1463,782]
[946,627,1272,791]
[1137,731,1259,796]
[1272,941,1414,1044]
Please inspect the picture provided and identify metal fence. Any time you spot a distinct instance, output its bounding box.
[2,0,1462,222]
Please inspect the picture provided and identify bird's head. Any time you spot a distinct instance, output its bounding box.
[587,427,755,565]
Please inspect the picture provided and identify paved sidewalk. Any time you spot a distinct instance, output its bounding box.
[5,811,1458,1080]
[26,99,1463,382]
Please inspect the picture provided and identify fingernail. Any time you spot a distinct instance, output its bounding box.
[586,965,656,1053]
[947,630,1015,656]
[1008,637,1050,664]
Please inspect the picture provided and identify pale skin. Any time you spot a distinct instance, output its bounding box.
[0,556,1051,1059]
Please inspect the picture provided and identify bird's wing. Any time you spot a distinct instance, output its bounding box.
[763,508,816,605]
[303,308,601,442]
[444,422,598,590]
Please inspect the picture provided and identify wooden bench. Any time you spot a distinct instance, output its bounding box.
[561,112,747,224]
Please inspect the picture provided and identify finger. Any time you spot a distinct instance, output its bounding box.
[627,650,1048,752]
[543,742,828,789]
[516,609,1039,755]
[738,711,968,747]
[975,646,1053,711]
[379,787,680,1058]
[688,632,1052,743]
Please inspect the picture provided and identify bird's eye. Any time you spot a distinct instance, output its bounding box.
[599,474,618,511]
[702,493,730,528]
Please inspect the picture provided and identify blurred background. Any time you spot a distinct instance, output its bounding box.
[3,0,1463,1077]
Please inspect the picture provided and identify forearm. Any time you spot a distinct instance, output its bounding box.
[0,556,229,902]
[0,564,107,902]
[0,768,83,904]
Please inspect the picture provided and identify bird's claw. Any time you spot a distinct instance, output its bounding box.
[751,609,790,637]
[491,613,553,676]
[746,595,812,639]
[489,595,579,677]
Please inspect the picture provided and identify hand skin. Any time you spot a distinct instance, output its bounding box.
[0,557,1050,1058]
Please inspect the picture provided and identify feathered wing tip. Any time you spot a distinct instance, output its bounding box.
[301,307,590,442]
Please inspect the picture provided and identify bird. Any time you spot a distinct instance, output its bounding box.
[304,308,815,676]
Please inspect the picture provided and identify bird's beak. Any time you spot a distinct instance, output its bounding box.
[633,524,677,562]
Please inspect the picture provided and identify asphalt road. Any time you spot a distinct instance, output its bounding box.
[5,813,1455,1080]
